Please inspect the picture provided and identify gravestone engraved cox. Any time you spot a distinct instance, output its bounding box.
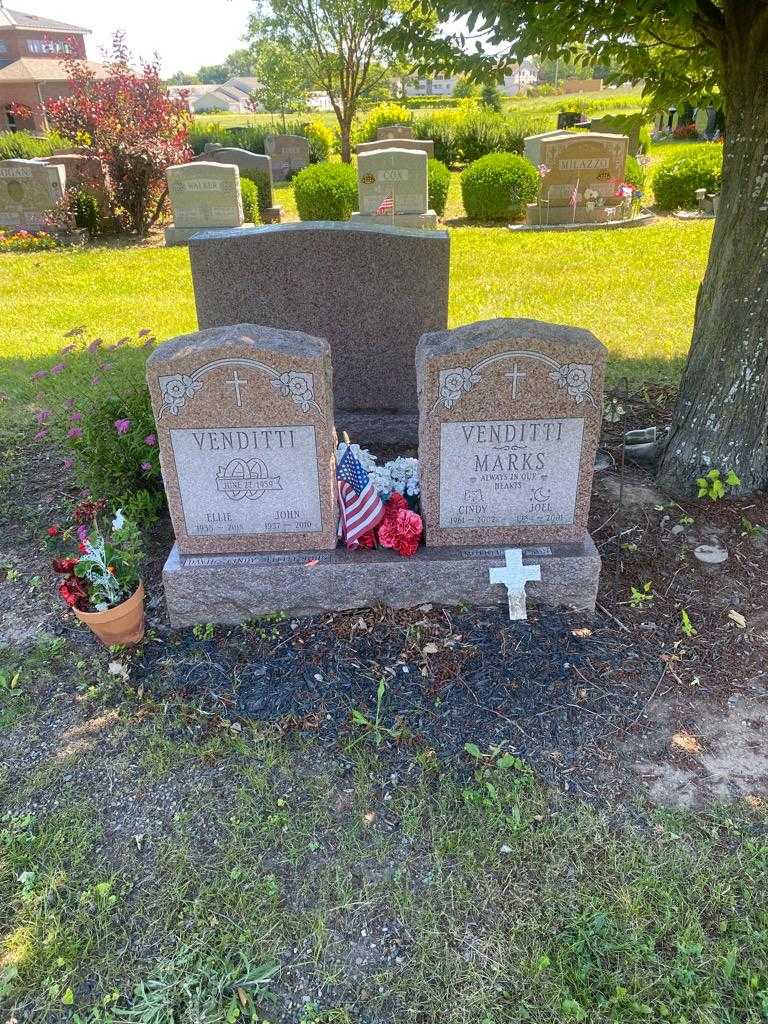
[147,323,338,555]
[417,318,606,548]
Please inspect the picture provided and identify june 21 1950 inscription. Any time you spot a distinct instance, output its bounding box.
[170,424,322,537]
[439,417,585,529]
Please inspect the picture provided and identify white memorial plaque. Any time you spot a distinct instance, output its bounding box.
[170,425,322,537]
[438,417,585,529]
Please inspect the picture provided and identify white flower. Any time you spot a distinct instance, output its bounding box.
[273,371,314,413]
[439,367,481,409]
[549,363,592,404]
[112,509,125,531]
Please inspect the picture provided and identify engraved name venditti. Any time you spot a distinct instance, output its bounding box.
[191,428,298,451]
[461,420,565,473]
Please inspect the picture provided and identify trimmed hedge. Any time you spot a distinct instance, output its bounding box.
[293,161,358,221]
[240,178,261,224]
[653,147,723,210]
[412,111,461,166]
[354,103,412,144]
[461,153,538,221]
[428,158,450,217]
[188,118,333,163]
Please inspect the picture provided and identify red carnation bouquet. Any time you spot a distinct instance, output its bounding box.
[357,492,423,556]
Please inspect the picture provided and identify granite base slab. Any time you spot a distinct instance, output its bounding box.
[351,210,438,230]
[164,223,255,246]
[513,212,655,232]
[162,534,601,626]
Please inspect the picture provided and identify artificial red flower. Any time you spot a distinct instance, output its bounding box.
[52,557,79,574]
[58,575,88,609]
[378,500,423,557]
[48,524,59,537]
[384,492,408,514]
[74,498,106,523]
[357,530,376,549]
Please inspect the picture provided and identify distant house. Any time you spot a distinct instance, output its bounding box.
[402,75,458,97]
[169,77,263,115]
[501,60,538,96]
[0,5,107,132]
[307,90,332,113]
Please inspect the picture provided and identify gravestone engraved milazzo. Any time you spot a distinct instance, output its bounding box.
[164,162,254,246]
[0,159,65,230]
[188,221,450,444]
[356,137,435,159]
[265,134,310,181]
[146,323,338,560]
[525,132,629,225]
[416,317,605,611]
[377,124,415,141]
[351,147,437,229]
[203,144,281,222]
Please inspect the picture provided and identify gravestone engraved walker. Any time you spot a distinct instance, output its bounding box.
[189,221,450,444]
[164,162,254,246]
[351,147,437,229]
[0,159,65,229]
[203,144,281,222]
[417,317,606,550]
[146,323,337,556]
[356,138,435,159]
[265,134,310,181]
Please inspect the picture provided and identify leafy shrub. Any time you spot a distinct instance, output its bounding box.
[401,96,463,109]
[624,155,648,193]
[30,329,164,516]
[0,130,69,159]
[480,85,503,112]
[293,162,357,220]
[428,158,450,217]
[240,178,261,224]
[653,147,723,210]
[413,111,461,166]
[354,102,413,144]
[71,189,101,236]
[189,118,332,162]
[461,153,538,221]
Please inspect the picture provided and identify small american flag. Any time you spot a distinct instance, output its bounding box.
[336,446,384,548]
[376,193,395,216]
[569,182,580,207]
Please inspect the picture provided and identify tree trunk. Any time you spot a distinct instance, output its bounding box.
[340,117,352,163]
[656,14,768,495]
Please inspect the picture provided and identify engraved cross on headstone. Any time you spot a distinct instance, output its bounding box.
[505,363,527,399]
[489,548,541,621]
[225,369,248,407]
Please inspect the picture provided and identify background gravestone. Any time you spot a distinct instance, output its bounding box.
[265,134,310,181]
[351,147,437,229]
[146,323,337,555]
[188,221,450,444]
[202,144,281,222]
[417,317,606,547]
[377,125,415,141]
[526,132,629,224]
[165,161,251,246]
[0,159,65,230]
[522,130,572,166]
[356,138,435,159]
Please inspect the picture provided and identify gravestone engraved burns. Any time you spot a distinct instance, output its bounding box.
[351,147,437,229]
[0,158,65,230]
[202,144,281,222]
[146,323,338,555]
[265,134,310,181]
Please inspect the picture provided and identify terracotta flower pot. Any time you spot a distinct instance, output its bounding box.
[73,582,146,646]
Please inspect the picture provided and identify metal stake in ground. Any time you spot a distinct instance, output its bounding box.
[489,548,541,621]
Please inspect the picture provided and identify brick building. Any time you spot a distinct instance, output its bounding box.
[0,5,106,133]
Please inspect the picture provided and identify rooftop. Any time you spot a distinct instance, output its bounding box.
[0,56,108,82]
[0,7,90,33]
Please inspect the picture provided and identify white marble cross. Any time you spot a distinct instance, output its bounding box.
[489,548,541,621]
[226,369,248,407]
[505,363,527,399]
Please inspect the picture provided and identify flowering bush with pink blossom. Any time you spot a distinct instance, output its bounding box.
[31,328,164,519]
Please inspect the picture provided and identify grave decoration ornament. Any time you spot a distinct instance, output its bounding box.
[489,548,542,621]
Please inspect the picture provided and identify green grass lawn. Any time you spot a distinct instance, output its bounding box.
[0,212,712,412]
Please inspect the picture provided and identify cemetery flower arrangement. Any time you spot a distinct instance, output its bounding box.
[0,228,60,253]
[337,444,423,556]
[31,328,164,520]
[582,186,603,208]
[51,504,144,612]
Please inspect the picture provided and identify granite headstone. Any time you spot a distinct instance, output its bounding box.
[202,144,280,222]
[416,317,607,547]
[377,125,415,141]
[351,147,437,229]
[356,138,435,159]
[0,159,65,229]
[165,161,252,246]
[188,221,450,444]
[525,132,629,224]
[265,134,310,181]
[146,323,338,554]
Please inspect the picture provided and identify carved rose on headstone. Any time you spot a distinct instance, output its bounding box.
[549,363,593,404]
[439,367,481,408]
[160,373,204,415]
[272,371,314,413]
